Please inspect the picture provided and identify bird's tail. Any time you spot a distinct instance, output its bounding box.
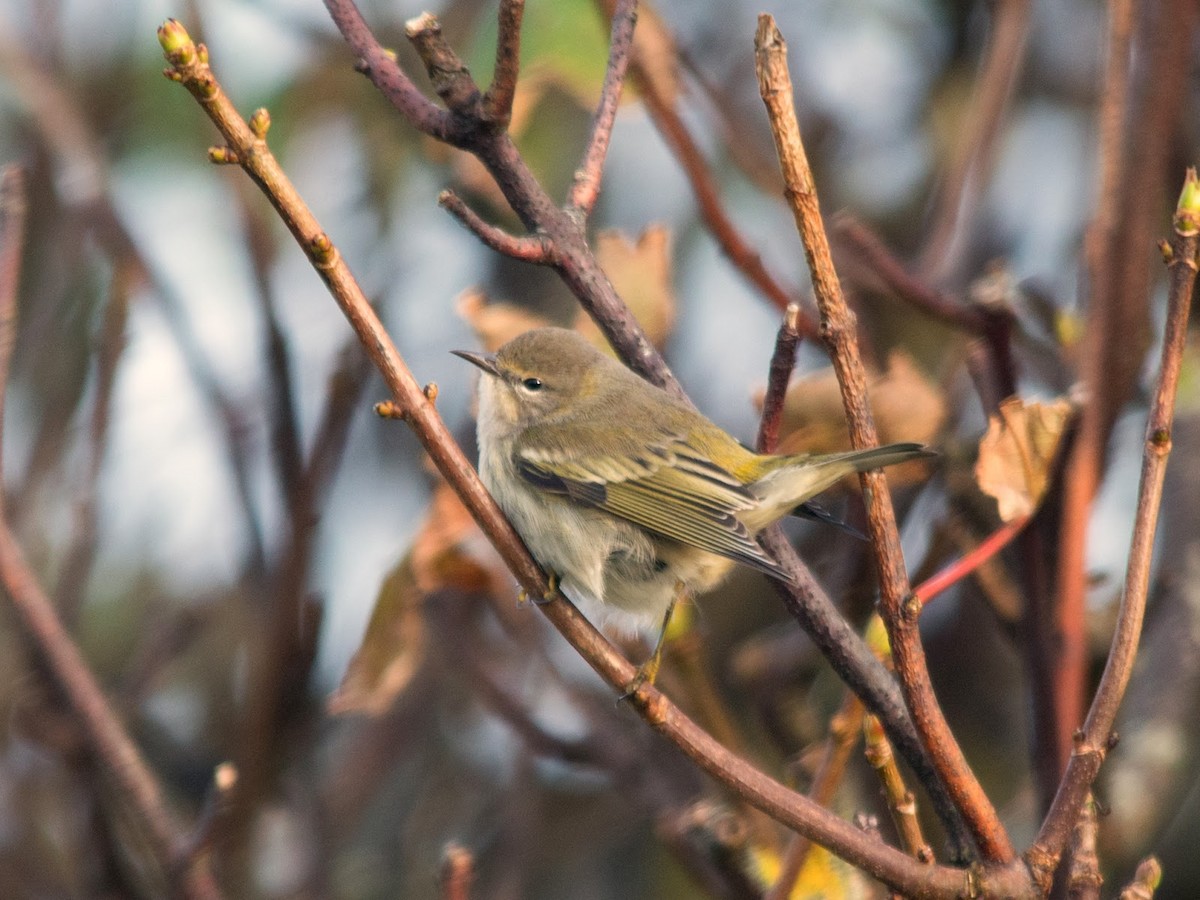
[748,442,934,529]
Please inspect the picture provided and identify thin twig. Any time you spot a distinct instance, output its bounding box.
[764,696,864,900]
[481,0,524,126]
[596,0,811,322]
[157,23,1037,896]
[756,303,802,454]
[327,0,677,392]
[863,714,934,863]
[1117,857,1162,900]
[834,214,986,334]
[568,0,638,216]
[438,190,552,263]
[1027,169,1200,891]
[913,516,1029,606]
[0,166,27,497]
[1050,0,1195,804]
[754,14,1014,864]
[54,269,129,623]
[440,843,476,900]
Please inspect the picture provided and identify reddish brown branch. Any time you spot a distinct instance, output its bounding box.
[914,516,1029,606]
[438,189,553,263]
[568,0,638,215]
[0,166,26,492]
[754,14,1014,864]
[756,303,802,454]
[834,214,987,334]
[481,0,525,126]
[599,0,813,324]
[1028,169,1200,891]
[440,843,476,900]
[1050,0,1196,802]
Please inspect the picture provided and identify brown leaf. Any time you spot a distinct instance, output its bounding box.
[458,288,555,352]
[581,226,675,349]
[764,352,947,486]
[975,396,1073,522]
[328,484,500,716]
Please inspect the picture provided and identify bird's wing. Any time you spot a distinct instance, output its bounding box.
[515,437,785,579]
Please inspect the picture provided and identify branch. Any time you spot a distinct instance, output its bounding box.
[481,0,524,125]
[756,303,802,454]
[440,843,476,900]
[0,166,221,898]
[438,189,552,263]
[1050,0,1195,802]
[322,0,458,142]
[754,15,1015,864]
[324,0,675,393]
[157,23,1039,896]
[568,0,638,216]
[595,0,815,325]
[0,166,26,492]
[918,0,1031,282]
[1027,169,1200,889]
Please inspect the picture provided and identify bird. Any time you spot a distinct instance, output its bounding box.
[454,327,931,691]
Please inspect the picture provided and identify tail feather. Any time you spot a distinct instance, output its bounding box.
[747,442,934,529]
[830,441,936,473]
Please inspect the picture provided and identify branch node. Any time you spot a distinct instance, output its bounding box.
[374,400,408,421]
[207,146,239,165]
[423,382,439,403]
[249,107,271,139]
[308,233,340,270]
[438,190,552,263]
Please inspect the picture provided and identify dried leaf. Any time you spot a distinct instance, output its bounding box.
[458,288,554,352]
[763,352,946,486]
[328,484,499,716]
[975,396,1073,522]
[581,226,675,349]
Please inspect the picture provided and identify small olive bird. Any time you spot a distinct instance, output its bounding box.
[455,327,930,691]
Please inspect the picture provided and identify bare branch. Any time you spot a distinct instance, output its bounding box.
[1029,169,1200,888]
[440,843,476,900]
[481,0,525,126]
[919,0,1032,282]
[404,12,482,116]
[754,14,1014,864]
[322,0,458,142]
[438,190,553,263]
[0,165,221,898]
[568,0,638,215]
[0,166,27,495]
[756,303,802,454]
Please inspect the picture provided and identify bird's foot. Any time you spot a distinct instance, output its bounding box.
[517,571,559,608]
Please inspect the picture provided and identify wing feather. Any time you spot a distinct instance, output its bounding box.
[515,439,784,578]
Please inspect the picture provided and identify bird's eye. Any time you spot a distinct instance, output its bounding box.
[521,377,544,391]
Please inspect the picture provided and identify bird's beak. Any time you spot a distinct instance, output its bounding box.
[451,348,500,377]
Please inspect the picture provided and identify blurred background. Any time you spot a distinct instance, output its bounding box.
[0,0,1197,896]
